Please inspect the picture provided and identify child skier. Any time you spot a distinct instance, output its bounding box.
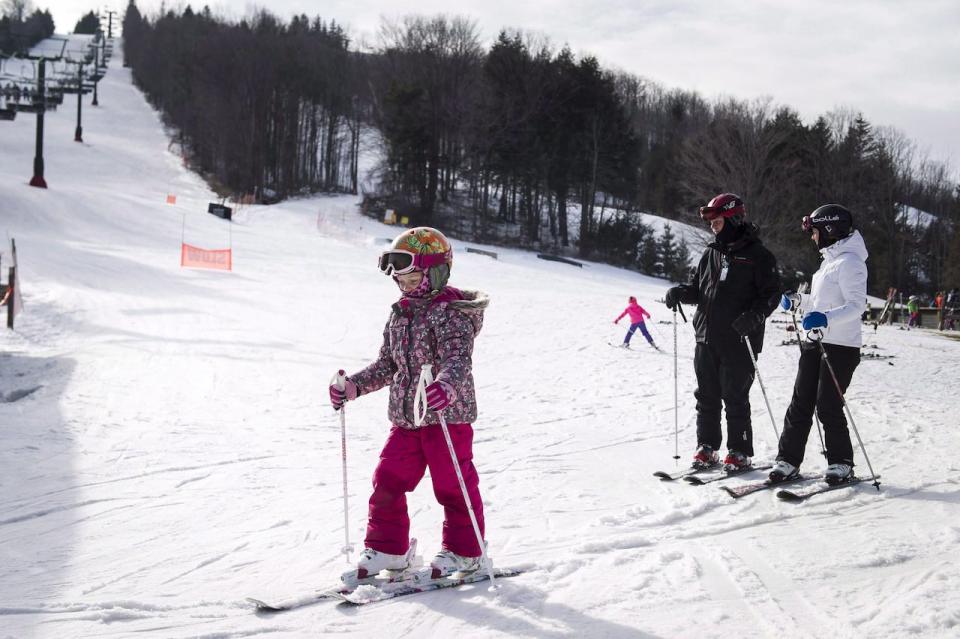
[328,227,490,580]
[614,296,657,349]
[771,204,868,485]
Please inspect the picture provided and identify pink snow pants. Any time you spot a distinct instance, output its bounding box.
[365,423,485,557]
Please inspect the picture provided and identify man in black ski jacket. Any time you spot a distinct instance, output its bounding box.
[664,193,781,471]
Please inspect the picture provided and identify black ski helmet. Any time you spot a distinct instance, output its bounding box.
[803,204,854,249]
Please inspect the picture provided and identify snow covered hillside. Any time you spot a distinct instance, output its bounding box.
[2,39,960,639]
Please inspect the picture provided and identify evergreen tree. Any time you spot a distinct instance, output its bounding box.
[673,237,692,283]
[658,225,679,280]
[638,232,659,275]
[74,10,99,34]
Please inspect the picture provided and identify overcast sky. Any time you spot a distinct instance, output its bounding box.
[40,0,960,175]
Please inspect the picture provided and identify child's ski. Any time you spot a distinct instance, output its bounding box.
[247,589,342,612]
[248,557,423,612]
[334,567,525,605]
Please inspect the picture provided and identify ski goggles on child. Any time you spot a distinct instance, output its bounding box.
[377,250,449,276]
[801,215,813,233]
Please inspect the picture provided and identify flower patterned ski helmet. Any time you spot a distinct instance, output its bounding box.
[378,227,453,292]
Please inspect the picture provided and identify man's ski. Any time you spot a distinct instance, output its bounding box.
[653,464,718,481]
[333,567,524,605]
[776,475,880,503]
[683,464,772,485]
[722,473,822,499]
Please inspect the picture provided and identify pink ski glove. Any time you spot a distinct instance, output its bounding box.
[329,378,358,410]
[425,380,456,412]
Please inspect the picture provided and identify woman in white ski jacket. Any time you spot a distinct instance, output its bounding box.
[769,204,867,485]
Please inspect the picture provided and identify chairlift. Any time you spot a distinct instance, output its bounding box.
[0,75,15,120]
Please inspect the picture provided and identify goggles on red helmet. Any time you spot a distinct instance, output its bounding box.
[699,194,745,221]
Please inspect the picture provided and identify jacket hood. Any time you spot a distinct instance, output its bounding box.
[821,230,868,262]
[393,287,489,334]
[447,288,489,334]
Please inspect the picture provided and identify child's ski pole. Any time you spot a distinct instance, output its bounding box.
[415,365,496,589]
[332,370,353,563]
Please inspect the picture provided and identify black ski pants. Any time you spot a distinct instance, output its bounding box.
[694,341,756,457]
[778,342,860,467]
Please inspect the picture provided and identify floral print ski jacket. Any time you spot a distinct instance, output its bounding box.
[348,287,488,429]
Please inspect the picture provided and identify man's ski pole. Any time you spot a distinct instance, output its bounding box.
[743,336,780,441]
[671,304,687,461]
[415,365,497,589]
[332,370,353,563]
[809,330,881,490]
[672,307,680,461]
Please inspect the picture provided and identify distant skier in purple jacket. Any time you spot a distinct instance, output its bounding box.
[614,297,657,349]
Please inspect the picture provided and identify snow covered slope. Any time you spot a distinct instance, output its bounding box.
[2,39,959,639]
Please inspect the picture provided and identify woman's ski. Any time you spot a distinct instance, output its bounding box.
[776,475,880,502]
[721,474,823,499]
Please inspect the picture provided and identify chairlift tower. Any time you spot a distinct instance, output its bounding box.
[61,57,86,142]
[92,36,100,107]
[102,9,118,39]
[23,38,67,188]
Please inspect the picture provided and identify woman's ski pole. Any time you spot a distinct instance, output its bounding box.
[332,370,354,563]
[415,365,496,589]
[743,336,780,441]
[809,330,881,490]
[790,312,826,457]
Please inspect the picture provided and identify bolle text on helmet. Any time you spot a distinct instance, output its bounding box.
[812,214,843,224]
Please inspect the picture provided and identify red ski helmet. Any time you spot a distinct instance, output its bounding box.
[378,227,453,291]
[699,193,745,222]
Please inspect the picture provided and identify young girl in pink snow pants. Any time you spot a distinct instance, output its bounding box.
[329,226,489,579]
[614,296,657,348]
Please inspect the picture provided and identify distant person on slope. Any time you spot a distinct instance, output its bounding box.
[770,205,868,485]
[614,296,658,349]
[328,227,490,581]
[663,193,781,472]
[907,295,920,328]
[947,288,959,330]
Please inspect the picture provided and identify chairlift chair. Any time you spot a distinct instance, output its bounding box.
[15,102,42,113]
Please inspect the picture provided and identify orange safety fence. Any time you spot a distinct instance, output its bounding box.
[180,243,232,271]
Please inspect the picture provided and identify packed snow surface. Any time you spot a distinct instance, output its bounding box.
[2,38,959,639]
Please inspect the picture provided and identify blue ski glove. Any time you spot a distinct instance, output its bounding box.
[801,311,828,330]
[780,291,800,312]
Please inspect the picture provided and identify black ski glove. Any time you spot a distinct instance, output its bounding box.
[665,287,683,310]
[732,310,764,336]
